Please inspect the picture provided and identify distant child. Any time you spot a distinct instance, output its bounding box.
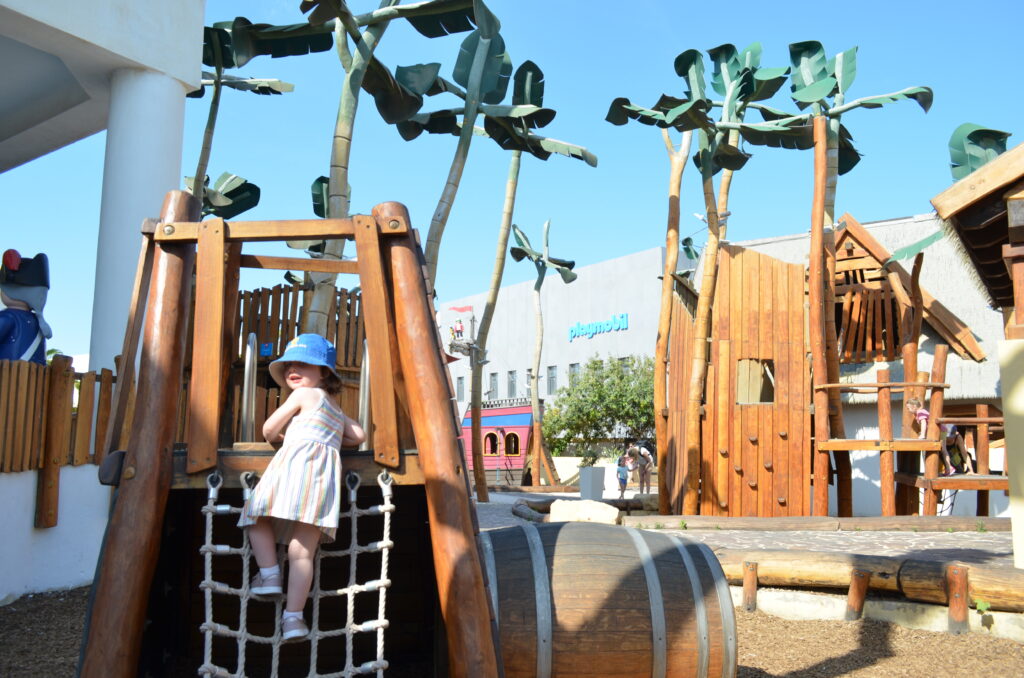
[239,334,366,641]
[616,455,630,499]
[906,397,975,476]
[628,441,654,495]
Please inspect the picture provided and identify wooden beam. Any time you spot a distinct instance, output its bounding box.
[815,381,950,391]
[817,439,942,451]
[154,214,410,243]
[36,355,73,528]
[80,191,200,678]
[878,370,895,516]
[931,142,1024,219]
[923,345,950,515]
[239,254,360,275]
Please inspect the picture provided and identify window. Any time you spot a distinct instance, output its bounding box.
[507,370,517,398]
[736,359,775,404]
[547,365,557,395]
[504,432,521,456]
[526,369,532,397]
[569,363,580,385]
[484,432,499,456]
[456,376,464,401]
[488,372,498,400]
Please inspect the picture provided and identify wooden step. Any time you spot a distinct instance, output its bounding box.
[893,471,1008,491]
[818,439,941,451]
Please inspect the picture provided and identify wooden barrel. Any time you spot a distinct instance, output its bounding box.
[478,522,736,678]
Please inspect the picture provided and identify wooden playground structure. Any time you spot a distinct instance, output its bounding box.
[75,191,737,677]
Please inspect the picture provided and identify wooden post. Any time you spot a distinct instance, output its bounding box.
[977,404,991,517]
[945,564,969,634]
[923,345,950,516]
[824,227,852,517]
[80,191,199,678]
[742,561,758,612]
[878,370,895,517]
[377,202,500,678]
[72,370,97,466]
[809,116,832,517]
[896,343,919,515]
[845,568,871,621]
[35,354,73,528]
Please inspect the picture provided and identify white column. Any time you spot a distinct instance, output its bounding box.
[999,340,1024,568]
[88,68,187,371]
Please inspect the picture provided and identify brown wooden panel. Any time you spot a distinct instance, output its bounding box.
[73,371,97,466]
[94,368,113,464]
[790,264,808,516]
[37,355,73,527]
[729,247,744,517]
[187,220,228,473]
[13,360,29,470]
[0,361,11,472]
[701,362,716,516]
[773,257,790,516]
[882,283,896,361]
[353,215,400,468]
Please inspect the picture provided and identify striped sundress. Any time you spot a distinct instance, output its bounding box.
[239,389,347,544]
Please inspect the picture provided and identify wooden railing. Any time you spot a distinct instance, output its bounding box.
[0,357,121,474]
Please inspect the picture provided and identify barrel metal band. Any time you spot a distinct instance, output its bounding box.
[477,531,500,620]
[625,527,667,678]
[669,535,710,678]
[695,542,737,678]
[521,522,552,678]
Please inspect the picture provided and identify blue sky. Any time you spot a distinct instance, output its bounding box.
[2,0,1021,357]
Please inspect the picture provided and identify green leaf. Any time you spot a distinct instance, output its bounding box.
[792,76,837,105]
[509,224,536,261]
[298,0,342,26]
[396,110,461,140]
[405,0,477,38]
[789,40,830,91]
[471,0,500,39]
[885,229,944,264]
[202,26,233,68]
[713,142,751,171]
[673,49,706,102]
[453,30,512,104]
[707,43,740,98]
[837,123,862,175]
[395,63,443,96]
[738,119,814,150]
[835,86,933,114]
[311,175,329,218]
[362,59,426,124]
[219,17,333,69]
[189,172,261,219]
[513,60,544,107]
[828,46,858,94]
[949,123,1012,180]
[482,117,597,167]
[204,72,294,95]
[479,104,555,128]
[605,96,712,131]
[740,42,762,69]
[749,66,790,102]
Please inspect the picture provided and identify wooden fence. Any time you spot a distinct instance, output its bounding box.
[0,358,122,474]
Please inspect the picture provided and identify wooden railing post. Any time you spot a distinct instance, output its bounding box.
[896,343,918,515]
[845,568,871,621]
[742,561,758,612]
[80,190,199,678]
[377,202,500,678]
[877,370,895,517]
[976,404,991,517]
[35,355,73,528]
[923,345,950,516]
[946,564,969,634]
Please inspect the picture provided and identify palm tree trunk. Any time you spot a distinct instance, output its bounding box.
[809,115,833,516]
[191,34,224,204]
[469,150,522,499]
[304,13,392,334]
[423,35,492,287]
[530,276,544,485]
[654,129,691,514]
[680,132,722,515]
[822,112,851,515]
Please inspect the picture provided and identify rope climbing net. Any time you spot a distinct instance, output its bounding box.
[198,470,395,678]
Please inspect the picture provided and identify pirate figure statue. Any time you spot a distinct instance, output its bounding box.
[0,249,52,365]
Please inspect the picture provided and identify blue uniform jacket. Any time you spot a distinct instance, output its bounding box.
[0,308,46,365]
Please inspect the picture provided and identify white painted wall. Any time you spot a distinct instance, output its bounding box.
[0,466,110,603]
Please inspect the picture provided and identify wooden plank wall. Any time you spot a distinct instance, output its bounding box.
[665,287,695,515]
[699,246,811,517]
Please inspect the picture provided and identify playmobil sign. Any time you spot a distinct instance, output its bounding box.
[568,313,629,342]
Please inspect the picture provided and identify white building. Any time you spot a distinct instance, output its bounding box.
[0,0,203,602]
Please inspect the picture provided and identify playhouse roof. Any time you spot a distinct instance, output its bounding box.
[931,142,1024,308]
[728,213,1004,402]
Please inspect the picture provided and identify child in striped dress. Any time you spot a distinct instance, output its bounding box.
[239,334,366,641]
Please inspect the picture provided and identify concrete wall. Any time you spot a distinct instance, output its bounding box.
[440,247,664,410]
[0,466,109,603]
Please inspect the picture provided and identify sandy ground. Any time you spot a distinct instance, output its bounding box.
[2,586,1023,677]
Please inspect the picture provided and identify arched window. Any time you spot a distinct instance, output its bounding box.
[484,432,499,456]
[504,432,520,457]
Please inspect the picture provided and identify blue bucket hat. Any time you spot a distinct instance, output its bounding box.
[269,333,339,388]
